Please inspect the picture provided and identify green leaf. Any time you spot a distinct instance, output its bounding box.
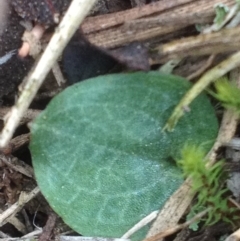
[30,72,218,240]
[210,77,240,113]
[214,4,229,26]
[186,206,205,231]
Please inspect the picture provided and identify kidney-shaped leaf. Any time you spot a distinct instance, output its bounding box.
[30,72,218,239]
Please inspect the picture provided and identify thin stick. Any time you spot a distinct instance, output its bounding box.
[207,68,240,165]
[228,197,240,210]
[0,187,40,226]
[146,178,193,238]
[156,27,240,60]
[85,0,235,48]
[0,0,97,147]
[0,208,27,234]
[121,211,158,238]
[0,154,34,178]
[187,55,215,80]
[0,230,43,241]
[163,50,240,131]
[0,107,41,124]
[225,228,240,241]
[82,0,195,34]
[143,208,210,241]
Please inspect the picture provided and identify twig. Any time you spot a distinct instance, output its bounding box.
[0,133,30,155]
[206,68,240,165]
[0,0,98,148]
[187,55,215,80]
[34,89,62,101]
[225,138,240,150]
[8,133,30,151]
[121,211,158,238]
[52,63,66,86]
[0,187,40,226]
[38,212,57,241]
[228,197,240,210]
[163,50,240,131]
[0,231,10,239]
[21,209,33,233]
[60,237,129,241]
[22,229,43,238]
[156,27,240,60]
[227,11,240,27]
[225,228,240,241]
[88,24,183,49]
[82,0,195,34]
[144,208,210,241]
[207,109,239,165]
[125,0,235,31]
[0,208,27,234]
[0,154,34,178]
[163,0,240,131]
[0,107,41,124]
[0,229,43,241]
[146,178,194,238]
[85,0,235,48]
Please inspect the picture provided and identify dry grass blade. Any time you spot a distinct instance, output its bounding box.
[207,68,240,165]
[164,50,240,131]
[121,211,158,238]
[0,0,98,148]
[225,228,240,241]
[82,0,195,34]
[156,27,240,60]
[0,187,40,227]
[84,0,235,48]
[145,208,210,241]
[0,107,41,124]
[0,208,26,234]
[146,178,193,238]
[0,154,34,178]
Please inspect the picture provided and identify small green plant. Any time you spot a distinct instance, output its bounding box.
[178,144,237,227]
[186,205,206,231]
[214,4,229,26]
[210,77,240,114]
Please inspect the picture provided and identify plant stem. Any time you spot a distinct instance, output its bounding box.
[163,50,240,131]
[0,0,97,147]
